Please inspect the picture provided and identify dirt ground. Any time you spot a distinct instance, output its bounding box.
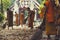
[0,29,37,40]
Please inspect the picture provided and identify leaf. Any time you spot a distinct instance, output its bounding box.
[0,0,15,10]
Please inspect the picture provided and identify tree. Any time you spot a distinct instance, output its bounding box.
[0,0,15,23]
[0,12,4,22]
[0,0,15,12]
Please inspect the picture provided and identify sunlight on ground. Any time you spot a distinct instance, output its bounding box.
[5,21,42,30]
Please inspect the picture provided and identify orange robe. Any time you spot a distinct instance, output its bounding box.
[15,13,19,26]
[45,1,55,23]
[45,1,57,35]
[20,13,24,26]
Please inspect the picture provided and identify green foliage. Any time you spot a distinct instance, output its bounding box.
[37,0,46,4]
[2,0,11,10]
[0,0,15,10]
[37,0,46,14]
[0,12,4,22]
[37,0,42,4]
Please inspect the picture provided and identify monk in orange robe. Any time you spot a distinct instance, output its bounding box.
[45,0,57,35]
[20,11,24,27]
[27,7,35,29]
[15,12,19,26]
[28,10,35,29]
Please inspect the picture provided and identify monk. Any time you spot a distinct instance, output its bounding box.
[20,10,24,27]
[27,7,35,29]
[15,12,19,26]
[44,0,57,36]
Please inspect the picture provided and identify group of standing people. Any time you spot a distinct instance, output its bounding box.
[15,7,35,29]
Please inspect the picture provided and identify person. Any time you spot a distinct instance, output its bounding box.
[20,10,24,27]
[7,8,13,29]
[44,0,57,39]
[27,7,35,29]
[15,12,19,26]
